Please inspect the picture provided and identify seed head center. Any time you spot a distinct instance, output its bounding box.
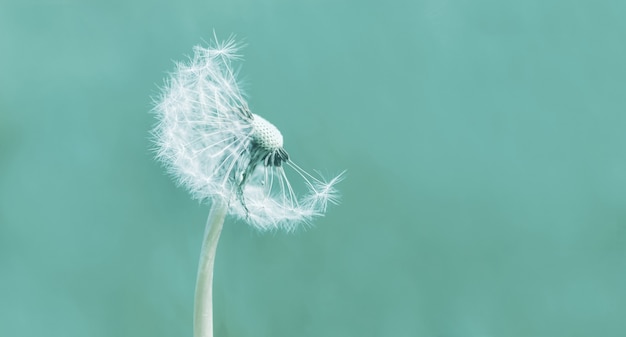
[251,114,284,151]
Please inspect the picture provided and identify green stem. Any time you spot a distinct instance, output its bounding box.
[194,199,228,337]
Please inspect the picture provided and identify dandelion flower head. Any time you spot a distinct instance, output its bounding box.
[153,37,343,231]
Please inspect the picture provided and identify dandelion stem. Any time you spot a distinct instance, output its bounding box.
[194,198,228,337]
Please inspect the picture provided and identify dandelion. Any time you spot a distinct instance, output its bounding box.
[152,35,343,337]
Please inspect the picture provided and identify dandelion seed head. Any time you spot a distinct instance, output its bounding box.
[152,36,343,231]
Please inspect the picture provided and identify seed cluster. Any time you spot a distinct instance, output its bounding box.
[251,114,283,151]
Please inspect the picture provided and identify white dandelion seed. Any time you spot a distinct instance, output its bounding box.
[151,35,344,337]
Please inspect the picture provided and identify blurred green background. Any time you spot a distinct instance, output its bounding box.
[1,0,625,336]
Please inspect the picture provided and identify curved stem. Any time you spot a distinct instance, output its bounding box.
[194,199,228,337]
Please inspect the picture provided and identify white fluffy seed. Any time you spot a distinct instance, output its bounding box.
[251,114,284,150]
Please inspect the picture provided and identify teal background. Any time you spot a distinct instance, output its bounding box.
[1,0,625,336]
